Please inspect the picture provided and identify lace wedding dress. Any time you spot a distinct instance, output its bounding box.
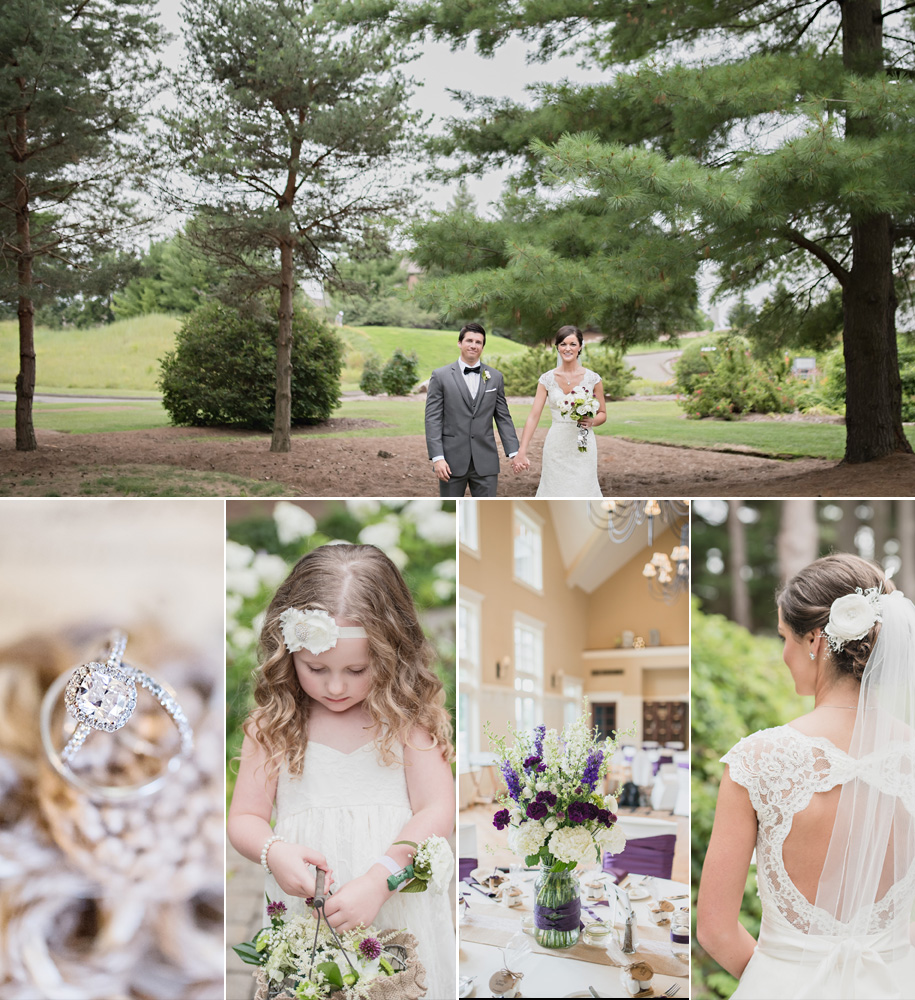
[264,741,455,1000]
[722,725,915,999]
[535,369,603,497]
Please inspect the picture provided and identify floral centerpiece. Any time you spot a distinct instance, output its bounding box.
[234,899,425,999]
[487,714,626,948]
[558,386,600,452]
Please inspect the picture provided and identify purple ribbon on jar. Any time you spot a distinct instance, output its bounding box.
[670,930,689,944]
[535,896,581,933]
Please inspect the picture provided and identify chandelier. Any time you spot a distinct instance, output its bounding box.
[588,499,690,603]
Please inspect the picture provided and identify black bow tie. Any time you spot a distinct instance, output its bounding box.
[463,365,481,375]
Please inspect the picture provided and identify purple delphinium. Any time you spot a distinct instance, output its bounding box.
[533,725,546,758]
[359,937,382,961]
[501,761,522,800]
[526,800,549,821]
[267,900,287,921]
[582,750,603,792]
[493,808,511,830]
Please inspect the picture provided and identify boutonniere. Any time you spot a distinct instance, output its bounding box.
[482,369,491,382]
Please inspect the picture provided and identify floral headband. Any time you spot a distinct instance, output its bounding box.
[822,587,883,653]
[279,607,368,655]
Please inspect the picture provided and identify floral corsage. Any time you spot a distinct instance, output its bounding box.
[386,836,454,894]
[823,587,883,652]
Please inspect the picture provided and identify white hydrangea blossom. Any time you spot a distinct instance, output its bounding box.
[273,501,317,545]
[344,498,381,519]
[548,825,595,865]
[596,824,627,855]
[508,819,547,857]
[358,517,401,551]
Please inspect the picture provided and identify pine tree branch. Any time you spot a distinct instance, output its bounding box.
[882,2,915,17]
[778,228,849,285]
[894,225,915,241]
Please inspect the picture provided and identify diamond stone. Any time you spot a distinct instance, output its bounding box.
[65,662,137,731]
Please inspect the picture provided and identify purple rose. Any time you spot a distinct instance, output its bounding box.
[493,808,511,830]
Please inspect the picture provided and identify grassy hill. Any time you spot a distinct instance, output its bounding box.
[0,314,530,395]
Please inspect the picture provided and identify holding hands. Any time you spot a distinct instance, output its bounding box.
[511,452,530,474]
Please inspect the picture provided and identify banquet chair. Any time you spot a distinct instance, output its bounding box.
[602,816,678,881]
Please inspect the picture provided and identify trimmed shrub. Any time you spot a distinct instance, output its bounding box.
[381,348,419,395]
[159,301,342,429]
[677,334,796,420]
[674,341,717,394]
[488,346,555,396]
[581,343,635,398]
[359,353,384,395]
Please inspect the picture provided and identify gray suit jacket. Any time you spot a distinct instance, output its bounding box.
[424,362,520,478]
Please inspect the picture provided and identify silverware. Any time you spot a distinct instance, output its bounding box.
[588,988,602,998]
[661,985,681,997]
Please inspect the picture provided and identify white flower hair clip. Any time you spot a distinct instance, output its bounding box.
[279,607,367,655]
[823,586,883,653]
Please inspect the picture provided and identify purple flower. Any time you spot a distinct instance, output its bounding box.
[501,761,522,800]
[526,800,549,821]
[536,790,557,807]
[493,808,511,830]
[597,808,611,827]
[567,800,590,824]
[359,937,382,960]
[266,900,287,919]
[533,725,545,757]
[582,750,603,791]
[523,755,546,773]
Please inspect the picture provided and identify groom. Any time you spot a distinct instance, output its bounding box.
[424,322,520,497]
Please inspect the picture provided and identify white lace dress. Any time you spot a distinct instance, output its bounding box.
[722,725,915,999]
[264,741,455,1000]
[535,368,603,497]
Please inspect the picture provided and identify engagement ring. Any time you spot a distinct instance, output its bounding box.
[40,630,194,800]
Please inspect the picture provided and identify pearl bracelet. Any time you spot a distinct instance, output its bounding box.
[261,834,284,875]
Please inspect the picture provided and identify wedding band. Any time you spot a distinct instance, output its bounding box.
[39,630,194,800]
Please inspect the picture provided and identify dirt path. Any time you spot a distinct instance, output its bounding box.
[3,425,915,496]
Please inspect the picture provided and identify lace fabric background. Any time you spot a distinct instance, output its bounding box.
[0,500,225,1000]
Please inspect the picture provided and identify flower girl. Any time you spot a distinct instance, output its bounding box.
[228,543,455,998]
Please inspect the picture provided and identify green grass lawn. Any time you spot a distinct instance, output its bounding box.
[0,399,171,433]
[0,314,182,392]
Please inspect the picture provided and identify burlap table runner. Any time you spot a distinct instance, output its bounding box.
[460,889,689,979]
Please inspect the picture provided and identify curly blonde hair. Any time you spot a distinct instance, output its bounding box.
[247,543,453,778]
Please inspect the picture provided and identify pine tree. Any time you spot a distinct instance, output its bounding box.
[0,0,165,450]
[409,0,915,462]
[173,0,418,452]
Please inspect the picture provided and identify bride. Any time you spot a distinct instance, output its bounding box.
[511,325,606,497]
[697,553,915,999]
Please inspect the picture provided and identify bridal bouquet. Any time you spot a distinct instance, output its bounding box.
[234,900,423,999]
[558,387,600,452]
[486,713,626,948]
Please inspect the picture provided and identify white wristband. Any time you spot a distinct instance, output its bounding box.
[261,834,284,875]
[375,854,400,876]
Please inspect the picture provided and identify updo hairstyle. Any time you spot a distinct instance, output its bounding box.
[777,553,895,681]
[555,325,583,354]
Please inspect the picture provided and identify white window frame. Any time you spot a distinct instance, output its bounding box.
[458,587,484,770]
[512,502,544,593]
[459,499,480,557]
[513,611,545,732]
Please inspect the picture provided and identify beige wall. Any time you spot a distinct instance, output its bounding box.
[462,501,689,752]
[586,527,689,649]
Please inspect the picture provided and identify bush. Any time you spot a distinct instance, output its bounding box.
[381,348,419,395]
[581,343,635,398]
[488,346,556,396]
[159,300,342,429]
[359,353,384,395]
[677,334,796,419]
[674,341,716,394]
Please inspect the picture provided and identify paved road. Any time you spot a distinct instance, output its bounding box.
[625,348,682,382]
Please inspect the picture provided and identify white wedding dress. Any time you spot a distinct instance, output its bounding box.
[535,368,603,497]
[722,725,915,999]
[264,741,455,1000]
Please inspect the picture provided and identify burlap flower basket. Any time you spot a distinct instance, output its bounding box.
[253,931,427,1000]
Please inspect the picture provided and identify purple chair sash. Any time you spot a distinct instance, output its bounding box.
[602,833,676,881]
[459,857,478,882]
[652,754,674,776]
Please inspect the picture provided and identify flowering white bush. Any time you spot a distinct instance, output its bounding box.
[273,501,317,545]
